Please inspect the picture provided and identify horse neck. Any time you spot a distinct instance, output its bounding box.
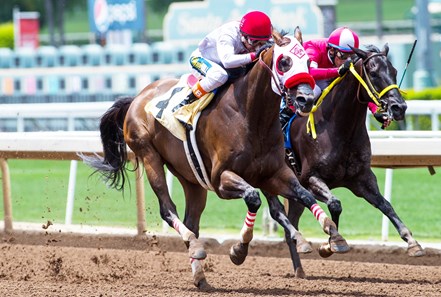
[323,73,369,136]
[239,62,281,127]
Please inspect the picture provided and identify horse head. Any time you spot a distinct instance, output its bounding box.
[351,44,407,121]
[264,31,315,116]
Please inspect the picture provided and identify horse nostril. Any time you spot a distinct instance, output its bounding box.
[390,102,407,120]
[296,96,306,105]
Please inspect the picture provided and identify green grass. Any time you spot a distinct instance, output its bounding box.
[2,160,440,243]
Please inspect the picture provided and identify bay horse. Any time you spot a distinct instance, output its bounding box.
[266,44,424,275]
[82,31,350,289]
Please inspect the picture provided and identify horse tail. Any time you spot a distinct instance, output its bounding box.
[82,96,135,191]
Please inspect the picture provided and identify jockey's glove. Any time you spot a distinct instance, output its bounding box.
[373,110,391,129]
[338,60,352,76]
[252,42,273,61]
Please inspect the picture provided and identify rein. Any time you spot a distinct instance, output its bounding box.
[306,53,401,139]
[258,48,286,96]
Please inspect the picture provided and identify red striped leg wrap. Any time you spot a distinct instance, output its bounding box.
[240,211,256,243]
[244,211,256,227]
[172,218,192,241]
[310,203,327,226]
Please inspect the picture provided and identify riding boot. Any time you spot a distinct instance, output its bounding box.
[285,148,300,175]
[279,107,294,131]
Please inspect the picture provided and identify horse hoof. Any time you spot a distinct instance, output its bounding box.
[408,243,425,257]
[229,242,249,265]
[329,235,350,254]
[195,278,213,291]
[318,243,334,258]
[296,241,313,254]
[295,267,306,279]
[189,239,207,260]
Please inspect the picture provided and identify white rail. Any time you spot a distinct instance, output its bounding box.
[1,101,440,239]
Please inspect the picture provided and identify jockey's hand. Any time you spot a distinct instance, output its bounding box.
[374,111,392,129]
[252,42,273,61]
[338,59,352,76]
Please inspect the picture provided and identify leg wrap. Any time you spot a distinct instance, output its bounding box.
[173,218,194,241]
[310,203,328,228]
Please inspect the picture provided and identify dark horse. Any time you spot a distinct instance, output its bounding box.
[82,31,350,289]
[266,44,424,275]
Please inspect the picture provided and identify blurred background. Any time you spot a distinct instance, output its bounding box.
[0,0,440,108]
[0,1,440,240]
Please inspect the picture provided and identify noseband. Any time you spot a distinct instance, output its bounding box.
[351,53,400,109]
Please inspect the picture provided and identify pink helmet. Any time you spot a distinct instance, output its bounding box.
[327,27,359,53]
[239,11,272,40]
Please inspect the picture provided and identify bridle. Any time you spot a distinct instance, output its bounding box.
[351,53,400,110]
[307,51,402,139]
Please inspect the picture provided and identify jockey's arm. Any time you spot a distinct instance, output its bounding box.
[217,35,253,69]
[308,62,339,81]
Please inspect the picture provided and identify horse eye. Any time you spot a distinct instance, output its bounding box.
[277,56,293,72]
[370,71,377,78]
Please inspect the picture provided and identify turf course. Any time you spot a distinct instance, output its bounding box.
[2,159,440,242]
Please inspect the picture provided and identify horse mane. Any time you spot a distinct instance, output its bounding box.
[364,44,381,53]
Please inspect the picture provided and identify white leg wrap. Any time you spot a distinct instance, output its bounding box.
[172,218,194,241]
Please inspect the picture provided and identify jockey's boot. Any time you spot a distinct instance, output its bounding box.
[279,107,294,131]
[176,82,208,131]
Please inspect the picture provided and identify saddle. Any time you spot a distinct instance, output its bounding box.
[144,74,215,141]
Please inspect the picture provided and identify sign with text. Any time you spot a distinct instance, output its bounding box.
[13,9,40,49]
[164,0,323,43]
[88,0,145,34]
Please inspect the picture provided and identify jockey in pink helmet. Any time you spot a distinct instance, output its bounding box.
[280,27,390,129]
[177,11,273,117]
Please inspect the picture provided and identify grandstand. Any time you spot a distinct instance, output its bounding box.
[0,42,196,104]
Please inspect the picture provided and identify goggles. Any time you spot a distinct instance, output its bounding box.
[245,36,268,48]
[335,50,351,60]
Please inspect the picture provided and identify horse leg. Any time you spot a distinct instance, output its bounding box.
[307,176,344,257]
[142,155,206,261]
[349,172,425,257]
[218,170,262,265]
[178,177,212,290]
[263,192,306,278]
[267,172,349,254]
[308,176,342,228]
[285,200,313,254]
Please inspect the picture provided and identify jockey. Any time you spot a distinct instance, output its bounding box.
[279,27,390,129]
[178,11,273,108]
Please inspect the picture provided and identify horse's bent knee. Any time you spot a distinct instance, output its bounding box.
[244,188,261,213]
[328,199,342,215]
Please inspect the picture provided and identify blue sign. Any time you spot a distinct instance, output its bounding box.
[163,0,323,42]
[88,0,145,34]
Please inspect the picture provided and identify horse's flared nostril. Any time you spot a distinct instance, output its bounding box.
[391,102,407,120]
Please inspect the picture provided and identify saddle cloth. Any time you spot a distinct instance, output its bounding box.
[144,74,215,141]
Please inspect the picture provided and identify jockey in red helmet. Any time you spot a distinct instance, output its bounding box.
[280,27,390,129]
[179,11,273,113]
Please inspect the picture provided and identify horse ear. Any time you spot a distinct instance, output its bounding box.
[382,43,389,56]
[350,45,367,59]
[294,26,303,45]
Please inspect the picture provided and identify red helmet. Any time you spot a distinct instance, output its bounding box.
[239,11,272,40]
[327,27,359,53]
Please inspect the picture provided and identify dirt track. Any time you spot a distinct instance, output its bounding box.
[1,230,440,297]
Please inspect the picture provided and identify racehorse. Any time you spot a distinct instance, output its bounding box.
[267,44,424,271]
[82,30,350,289]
